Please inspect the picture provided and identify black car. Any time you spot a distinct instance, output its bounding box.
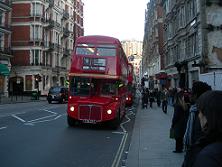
[47,86,68,104]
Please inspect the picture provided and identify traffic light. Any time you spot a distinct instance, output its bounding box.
[35,74,42,82]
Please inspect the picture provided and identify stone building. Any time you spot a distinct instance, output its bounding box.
[161,0,222,89]
[0,0,12,97]
[121,40,143,82]
[142,0,165,89]
[8,0,84,96]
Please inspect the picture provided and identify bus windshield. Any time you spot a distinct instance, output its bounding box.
[69,77,118,96]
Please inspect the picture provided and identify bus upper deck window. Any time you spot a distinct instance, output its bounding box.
[96,45,116,56]
[76,47,95,55]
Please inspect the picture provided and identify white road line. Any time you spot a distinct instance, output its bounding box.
[41,109,57,115]
[28,114,62,124]
[28,115,57,123]
[0,126,7,130]
[12,114,26,122]
[111,132,128,167]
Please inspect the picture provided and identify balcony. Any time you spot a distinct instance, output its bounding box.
[0,0,12,11]
[63,10,69,20]
[46,0,54,7]
[46,19,55,29]
[63,48,71,57]
[29,38,44,46]
[48,42,62,52]
[0,47,12,56]
[62,28,70,38]
[0,23,11,33]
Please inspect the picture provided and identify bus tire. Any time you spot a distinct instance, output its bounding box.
[67,115,76,127]
[110,110,121,130]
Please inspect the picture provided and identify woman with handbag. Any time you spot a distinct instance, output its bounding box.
[171,91,189,153]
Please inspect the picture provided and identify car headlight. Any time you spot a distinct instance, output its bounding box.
[107,109,112,115]
[70,106,75,112]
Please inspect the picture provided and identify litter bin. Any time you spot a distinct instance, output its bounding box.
[31,91,38,100]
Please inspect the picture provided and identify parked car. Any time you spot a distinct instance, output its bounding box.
[47,86,68,104]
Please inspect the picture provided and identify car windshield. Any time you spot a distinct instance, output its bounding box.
[49,87,62,93]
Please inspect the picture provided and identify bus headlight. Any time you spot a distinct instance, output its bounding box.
[107,109,112,115]
[70,106,75,112]
[126,97,129,100]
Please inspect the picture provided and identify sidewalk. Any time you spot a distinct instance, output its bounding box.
[0,95,46,104]
[126,102,184,167]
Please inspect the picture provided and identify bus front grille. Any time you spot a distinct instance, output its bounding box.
[79,105,102,121]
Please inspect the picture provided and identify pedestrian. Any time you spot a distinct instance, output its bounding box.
[171,91,189,153]
[193,91,222,167]
[156,89,161,107]
[149,89,155,108]
[182,81,212,167]
[161,88,168,113]
[182,91,222,167]
[142,88,149,109]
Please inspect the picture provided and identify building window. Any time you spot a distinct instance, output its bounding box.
[25,75,32,91]
[32,50,40,65]
[31,25,42,40]
[31,3,43,16]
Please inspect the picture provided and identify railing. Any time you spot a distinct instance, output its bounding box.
[0,47,12,55]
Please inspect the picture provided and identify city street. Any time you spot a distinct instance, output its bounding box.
[0,101,137,167]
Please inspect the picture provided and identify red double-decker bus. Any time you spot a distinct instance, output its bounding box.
[126,63,135,107]
[67,35,128,129]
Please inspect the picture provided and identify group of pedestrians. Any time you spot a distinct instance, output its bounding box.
[170,81,222,167]
[141,88,169,114]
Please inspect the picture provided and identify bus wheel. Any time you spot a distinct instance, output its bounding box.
[110,110,121,130]
[67,116,76,127]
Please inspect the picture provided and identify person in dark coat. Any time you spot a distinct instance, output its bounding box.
[142,88,149,109]
[171,91,188,153]
[182,81,212,167]
[149,89,155,108]
[183,91,222,167]
[156,89,161,107]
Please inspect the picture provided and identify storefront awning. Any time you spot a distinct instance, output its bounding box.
[0,64,10,76]
[155,72,167,79]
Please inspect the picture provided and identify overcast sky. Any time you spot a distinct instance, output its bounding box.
[82,0,148,41]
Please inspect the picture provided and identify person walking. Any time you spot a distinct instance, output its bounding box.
[156,89,161,107]
[182,91,222,167]
[161,88,168,114]
[142,88,149,109]
[171,91,189,153]
[149,89,155,108]
[182,81,212,167]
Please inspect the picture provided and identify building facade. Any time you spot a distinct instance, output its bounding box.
[161,0,222,89]
[142,0,165,89]
[8,0,84,96]
[121,40,143,82]
[0,0,12,96]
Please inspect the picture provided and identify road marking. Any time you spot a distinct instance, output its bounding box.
[27,114,63,124]
[111,132,128,167]
[41,109,57,115]
[12,114,26,122]
[111,114,132,167]
[0,126,7,130]
[27,115,57,123]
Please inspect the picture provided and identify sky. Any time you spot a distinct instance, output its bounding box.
[82,0,148,41]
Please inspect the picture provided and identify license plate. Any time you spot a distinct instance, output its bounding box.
[82,120,97,124]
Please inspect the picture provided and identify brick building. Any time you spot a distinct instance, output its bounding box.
[8,0,84,96]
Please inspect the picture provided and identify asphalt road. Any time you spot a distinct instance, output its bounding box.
[0,100,138,167]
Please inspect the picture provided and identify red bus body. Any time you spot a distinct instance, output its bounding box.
[126,63,135,106]
[67,35,128,128]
